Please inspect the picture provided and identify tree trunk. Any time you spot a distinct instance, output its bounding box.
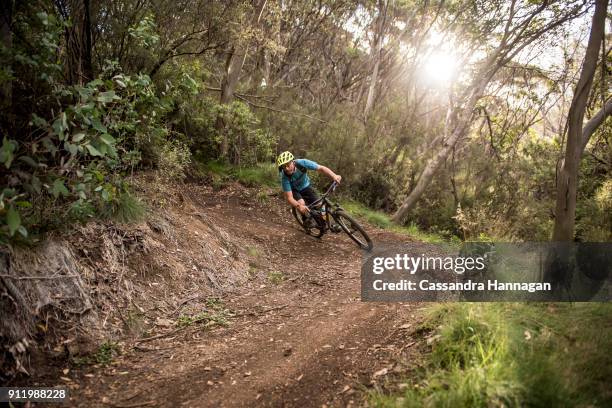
[363,0,387,121]
[217,46,248,158]
[217,0,267,159]
[552,0,607,241]
[82,0,93,81]
[391,70,493,224]
[62,0,94,85]
[248,48,265,93]
[220,46,248,105]
[0,0,13,111]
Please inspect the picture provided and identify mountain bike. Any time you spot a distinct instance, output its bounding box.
[291,181,373,251]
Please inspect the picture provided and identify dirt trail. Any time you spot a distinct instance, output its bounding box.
[66,188,428,407]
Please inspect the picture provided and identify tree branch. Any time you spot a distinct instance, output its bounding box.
[581,98,612,154]
[233,94,326,123]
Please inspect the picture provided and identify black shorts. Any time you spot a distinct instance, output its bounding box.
[292,186,319,206]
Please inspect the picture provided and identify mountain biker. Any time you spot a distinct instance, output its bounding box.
[276,151,342,217]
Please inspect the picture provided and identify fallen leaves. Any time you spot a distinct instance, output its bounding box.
[372,367,389,378]
[155,318,174,327]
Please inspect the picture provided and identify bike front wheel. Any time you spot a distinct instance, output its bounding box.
[333,210,373,251]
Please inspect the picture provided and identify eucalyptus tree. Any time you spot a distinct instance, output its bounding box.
[54,0,94,84]
[552,0,609,241]
[0,0,13,114]
[363,0,389,121]
[92,0,230,77]
[391,0,591,224]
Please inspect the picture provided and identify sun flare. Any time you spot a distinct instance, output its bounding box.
[422,52,458,84]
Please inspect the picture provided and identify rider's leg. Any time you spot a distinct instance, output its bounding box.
[291,189,309,223]
[291,190,306,207]
[291,189,305,208]
[299,187,325,228]
[298,186,319,206]
[300,186,339,231]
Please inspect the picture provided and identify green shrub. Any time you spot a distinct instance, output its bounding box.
[0,12,184,243]
[576,179,612,241]
[157,138,192,181]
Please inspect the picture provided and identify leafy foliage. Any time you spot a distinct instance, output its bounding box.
[0,9,189,243]
[1,0,609,244]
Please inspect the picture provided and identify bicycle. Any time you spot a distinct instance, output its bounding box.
[291,181,373,251]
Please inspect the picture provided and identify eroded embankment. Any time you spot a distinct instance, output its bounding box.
[1,177,250,381]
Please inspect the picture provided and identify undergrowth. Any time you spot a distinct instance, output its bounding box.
[370,303,612,407]
[71,341,120,367]
[340,200,451,243]
[176,298,234,328]
[194,160,277,189]
[267,271,285,284]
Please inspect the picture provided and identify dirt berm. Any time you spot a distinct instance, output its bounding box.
[1,176,437,407]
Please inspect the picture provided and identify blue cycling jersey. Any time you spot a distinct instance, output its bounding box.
[279,159,319,192]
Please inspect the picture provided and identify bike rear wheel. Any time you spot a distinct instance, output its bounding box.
[333,210,373,250]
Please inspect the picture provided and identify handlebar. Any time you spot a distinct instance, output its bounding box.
[324,181,338,195]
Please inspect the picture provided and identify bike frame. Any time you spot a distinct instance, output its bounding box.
[292,181,373,250]
[305,182,342,232]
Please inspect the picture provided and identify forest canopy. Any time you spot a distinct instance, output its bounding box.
[0,0,610,244]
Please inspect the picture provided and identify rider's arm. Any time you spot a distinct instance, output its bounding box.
[284,191,308,213]
[317,165,342,184]
[284,191,299,208]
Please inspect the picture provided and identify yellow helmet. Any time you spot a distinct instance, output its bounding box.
[276,151,294,168]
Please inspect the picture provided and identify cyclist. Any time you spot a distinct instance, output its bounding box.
[276,151,342,216]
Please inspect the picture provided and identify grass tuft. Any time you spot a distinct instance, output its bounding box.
[176,298,234,328]
[94,341,120,365]
[267,271,285,284]
[196,160,277,188]
[370,303,612,407]
[71,341,120,367]
[341,200,448,243]
[112,192,147,223]
[234,164,278,187]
